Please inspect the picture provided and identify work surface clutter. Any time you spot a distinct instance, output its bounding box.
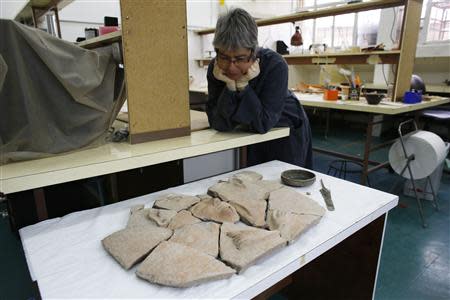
[102,170,325,287]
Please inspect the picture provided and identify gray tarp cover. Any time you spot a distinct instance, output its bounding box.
[0,20,125,164]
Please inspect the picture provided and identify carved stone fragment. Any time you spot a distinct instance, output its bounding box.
[153,193,200,212]
[147,208,177,227]
[254,180,284,193]
[268,187,326,216]
[190,197,239,223]
[231,170,263,182]
[208,178,268,227]
[169,222,220,257]
[167,210,201,230]
[267,187,325,243]
[127,205,156,228]
[266,209,322,243]
[219,222,286,273]
[136,241,235,287]
[102,225,172,270]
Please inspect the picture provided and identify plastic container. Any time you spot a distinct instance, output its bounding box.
[349,86,360,100]
[340,84,350,100]
[99,26,120,35]
[403,91,422,104]
[323,89,339,100]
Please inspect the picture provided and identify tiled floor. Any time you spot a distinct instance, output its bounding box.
[311,124,450,300]
[0,123,448,299]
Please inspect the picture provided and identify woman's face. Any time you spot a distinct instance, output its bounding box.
[216,48,254,81]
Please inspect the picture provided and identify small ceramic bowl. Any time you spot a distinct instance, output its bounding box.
[364,92,384,105]
[281,169,316,187]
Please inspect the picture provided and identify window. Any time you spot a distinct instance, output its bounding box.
[295,1,380,49]
[403,0,450,43]
[425,1,450,41]
[294,0,449,48]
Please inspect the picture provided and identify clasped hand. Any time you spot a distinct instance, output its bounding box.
[213,59,260,91]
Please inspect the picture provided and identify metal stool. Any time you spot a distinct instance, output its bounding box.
[327,160,371,186]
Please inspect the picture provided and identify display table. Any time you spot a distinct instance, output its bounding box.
[19,160,398,299]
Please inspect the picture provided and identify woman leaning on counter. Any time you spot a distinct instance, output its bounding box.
[206,8,313,168]
[206,8,312,168]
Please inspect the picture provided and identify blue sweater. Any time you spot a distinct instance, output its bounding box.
[206,48,313,168]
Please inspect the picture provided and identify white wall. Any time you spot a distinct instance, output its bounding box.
[0,0,121,41]
[0,0,27,19]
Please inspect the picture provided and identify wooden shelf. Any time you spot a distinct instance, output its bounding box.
[196,0,405,35]
[15,0,73,23]
[284,50,400,65]
[195,50,401,67]
[77,30,122,49]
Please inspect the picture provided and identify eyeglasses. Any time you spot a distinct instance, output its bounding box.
[215,49,254,68]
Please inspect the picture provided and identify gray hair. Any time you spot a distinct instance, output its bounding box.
[213,8,258,52]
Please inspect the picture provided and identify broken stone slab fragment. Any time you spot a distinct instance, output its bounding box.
[266,187,326,243]
[136,241,235,288]
[169,222,220,257]
[102,225,172,270]
[190,197,239,224]
[227,198,266,227]
[127,205,157,228]
[219,222,286,273]
[208,177,268,227]
[208,178,268,202]
[167,210,201,230]
[266,209,322,243]
[254,180,284,193]
[147,208,177,227]
[231,170,263,182]
[268,187,326,217]
[153,193,200,212]
[196,194,213,200]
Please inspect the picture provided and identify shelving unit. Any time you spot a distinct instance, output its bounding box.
[14,0,73,38]
[15,0,191,145]
[77,30,122,49]
[195,0,423,102]
[196,50,401,67]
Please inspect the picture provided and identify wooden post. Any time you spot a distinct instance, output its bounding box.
[120,0,191,144]
[53,7,62,38]
[392,0,424,102]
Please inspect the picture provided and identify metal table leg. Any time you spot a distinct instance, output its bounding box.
[361,114,374,185]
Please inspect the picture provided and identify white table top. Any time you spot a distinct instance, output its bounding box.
[294,92,450,115]
[188,87,449,115]
[19,160,398,299]
[0,128,289,194]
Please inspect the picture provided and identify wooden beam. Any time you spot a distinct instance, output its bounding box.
[197,0,406,35]
[120,0,190,144]
[393,0,424,101]
[15,0,73,23]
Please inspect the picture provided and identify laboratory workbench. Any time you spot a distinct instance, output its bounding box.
[293,92,450,114]
[19,160,398,299]
[188,88,449,185]
[0,128,289,195]
[0,110,289,224]
[293,93,449,185]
